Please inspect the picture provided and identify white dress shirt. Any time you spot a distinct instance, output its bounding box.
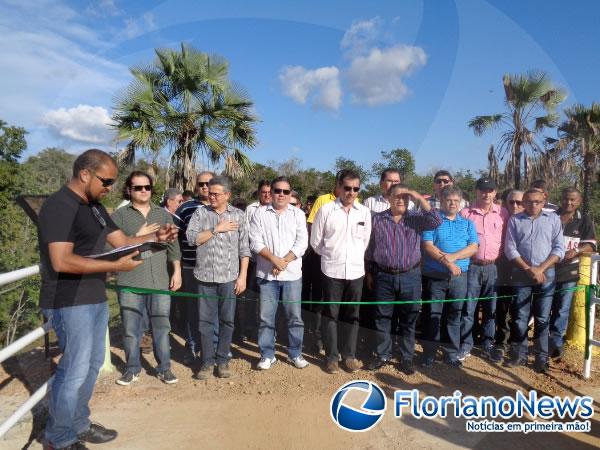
[364,194,415,213]
[310,198,371,280]
[249,204,308,281]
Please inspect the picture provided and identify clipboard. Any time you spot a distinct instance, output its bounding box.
[86,241,167,261]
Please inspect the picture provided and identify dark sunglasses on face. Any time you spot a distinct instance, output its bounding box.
[131,185,152,192]
[343,186,360,192]
[290,202,298,207]
[273,188,291,195]
[95,174,116,187]
[508,200,522,206]
[197,181,210,187]
[435,178,451,185]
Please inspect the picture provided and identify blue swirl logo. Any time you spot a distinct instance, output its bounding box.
[330,380,387,432]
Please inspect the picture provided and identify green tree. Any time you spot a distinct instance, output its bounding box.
[22,147,75,194]
[334,157,370,183]
[468,71,565,189]
[0,120,40,343]
[557,103,600,215]
[371,148,415,180]
[113,43,259,191]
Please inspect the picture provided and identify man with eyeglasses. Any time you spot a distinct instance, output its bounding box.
[495,190,524,352]
[187,176,251,379]
[428,170,469,211]
[174,171,215,365]
[310,169,371,374]
[458,177,508,363]
[111,171,182,387]
[504,189,564,374]
[421,186,479,369]
[249,177,309,370]
[37,149,178,450]
[365,184,441,375]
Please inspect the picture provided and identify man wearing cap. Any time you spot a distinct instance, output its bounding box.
[458,177,508,362]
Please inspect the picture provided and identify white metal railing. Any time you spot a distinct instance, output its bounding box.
[0,264,48,439]
[584,255,600,379]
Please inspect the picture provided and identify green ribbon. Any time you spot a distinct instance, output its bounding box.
[105,283,584,306]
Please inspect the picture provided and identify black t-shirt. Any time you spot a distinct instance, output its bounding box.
[555,209,597,283]
[38,185,118,309]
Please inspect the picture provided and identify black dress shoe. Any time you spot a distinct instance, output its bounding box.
[77,422,118,444]
[398,359,415,375]
[367,358,387,371]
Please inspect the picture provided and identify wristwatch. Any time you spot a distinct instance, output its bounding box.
[211,227,218,236]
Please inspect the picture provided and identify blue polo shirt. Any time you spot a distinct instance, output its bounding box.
[422,212,479,274]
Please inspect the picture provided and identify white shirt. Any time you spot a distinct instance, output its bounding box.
[246,201,261,225]
[363,194,415,213]
[310,199,371,280]
[249,204,308,281]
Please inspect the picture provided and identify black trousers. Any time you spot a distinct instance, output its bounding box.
[322,274,364,362]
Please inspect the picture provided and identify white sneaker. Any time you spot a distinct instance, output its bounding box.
[257,357,276,370]
[289,355,309,369]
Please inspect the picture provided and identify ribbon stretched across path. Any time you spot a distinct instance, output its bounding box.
[105,283,585,306]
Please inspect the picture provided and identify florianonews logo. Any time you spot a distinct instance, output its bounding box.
[330,380,387,432]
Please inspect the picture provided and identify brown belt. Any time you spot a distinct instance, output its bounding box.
[471,258,497,266]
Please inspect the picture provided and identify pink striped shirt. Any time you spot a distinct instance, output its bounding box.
[459,203,509,261]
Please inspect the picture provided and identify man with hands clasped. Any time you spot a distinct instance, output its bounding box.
[249,176,309,370]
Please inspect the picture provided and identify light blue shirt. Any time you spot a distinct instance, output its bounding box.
[422,212,479,273]
[504,210,564,275]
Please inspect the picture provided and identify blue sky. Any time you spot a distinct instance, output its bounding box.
[1,0,598,176]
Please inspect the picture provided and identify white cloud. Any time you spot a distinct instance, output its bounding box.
[340,17,382,58]
[42,105,116,144]
[87,0,122,17]
[347,44,427,106]
[279,66,341,111]
[123,12,157,39]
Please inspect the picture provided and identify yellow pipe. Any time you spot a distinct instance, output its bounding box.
[566,253,598,354]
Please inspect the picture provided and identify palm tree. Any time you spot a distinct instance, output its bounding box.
[557,103,600,215]
[112,43,258,190]
[468,71,565,189]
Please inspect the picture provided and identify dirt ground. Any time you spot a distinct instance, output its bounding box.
[1,328,600,450]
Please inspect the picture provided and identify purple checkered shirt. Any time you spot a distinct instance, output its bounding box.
[366,209,442,271]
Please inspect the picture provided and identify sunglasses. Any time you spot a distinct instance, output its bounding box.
[343,186,360,192]
[95,174,116,187]
[290,202,298,207]
[508,200,522,206]
[197,181,210,187]
[435,178,452,185]
[131,185,152,192]
[273,188,291,195]
[208,192,225,197]
[91,205,106,228]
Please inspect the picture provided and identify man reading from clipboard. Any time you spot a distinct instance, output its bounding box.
[37,149,178,450]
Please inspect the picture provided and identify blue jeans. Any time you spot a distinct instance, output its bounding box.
[257,278,304,359]
[373,268,422,361]
[549,280,577,354]
[198,281,236,366]
[41,303,108,448]
[182,267,201,357]
[119,291,172,373]
[461,264,497,352]
[510,280,555,362]
[423,273,467,361]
